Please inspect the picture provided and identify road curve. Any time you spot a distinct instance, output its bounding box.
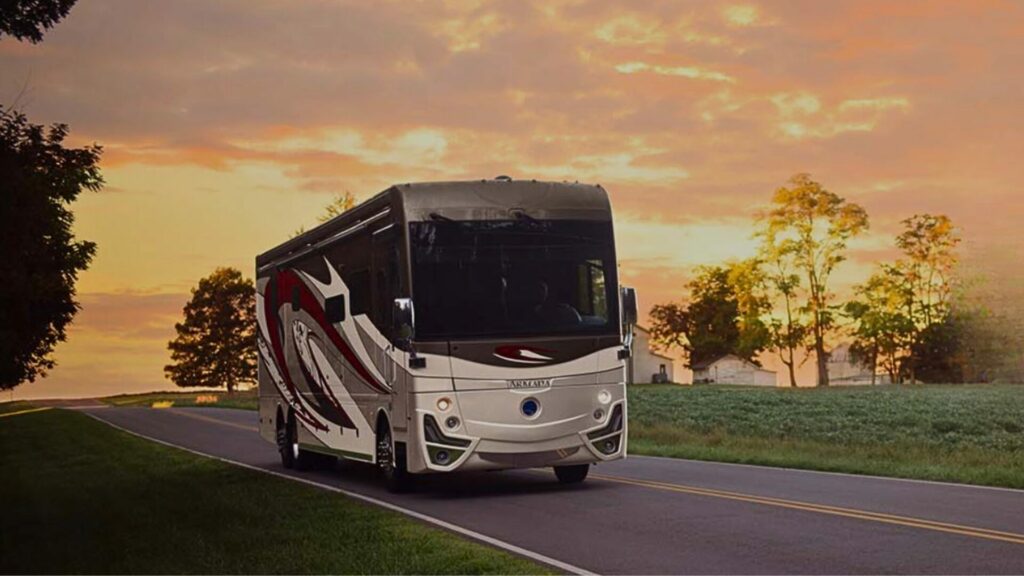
[79,407,1024,575]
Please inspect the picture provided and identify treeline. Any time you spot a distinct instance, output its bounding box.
[649,173,998,386]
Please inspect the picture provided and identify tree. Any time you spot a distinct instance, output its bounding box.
[757,226,809,387]
[649,262,769,368]
[291,191,356,237]
[727,259,772,363]
[758,174,869,386]
[911,315,966,384]
[0,0,77,43]
[0,107,102,390]
[845,266,915,384]
[896,214,960,381]
[164,268,257,393]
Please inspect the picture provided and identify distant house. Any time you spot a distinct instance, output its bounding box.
[627,326,675,384]
[692,354,777,386]
[827,343,892,385]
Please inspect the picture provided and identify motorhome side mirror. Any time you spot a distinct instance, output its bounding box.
[621,286,638,327]
[393,298,415,343]
[324,294,346,323]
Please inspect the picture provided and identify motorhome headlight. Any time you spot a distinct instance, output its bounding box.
[445,416,460,430]
[593,408,605,421]
[597,390,611,405]
[436,397,452,411]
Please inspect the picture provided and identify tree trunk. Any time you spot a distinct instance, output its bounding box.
[814,333,828,386]
[784,356,797,387]
[227,380,235,394]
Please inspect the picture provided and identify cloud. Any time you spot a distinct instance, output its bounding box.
[2,0,1022,394]
[614,61,736,83]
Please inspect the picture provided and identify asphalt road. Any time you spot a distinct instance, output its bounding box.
[80,407,1024,575]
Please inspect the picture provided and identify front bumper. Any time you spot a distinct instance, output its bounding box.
[406,387,627,474]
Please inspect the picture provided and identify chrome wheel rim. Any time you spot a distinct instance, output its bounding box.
[377,431,393,476]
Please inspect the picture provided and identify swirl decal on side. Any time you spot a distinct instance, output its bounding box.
[257,257,389,447]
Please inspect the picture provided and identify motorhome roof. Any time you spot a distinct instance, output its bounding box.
[396,179,610,223]
[256,178,611,268]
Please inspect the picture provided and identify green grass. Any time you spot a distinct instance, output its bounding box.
[103,389,258,411]
[628,383,1024,489]
[0,409,549,574]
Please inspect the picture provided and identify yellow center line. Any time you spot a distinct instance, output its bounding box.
[164,408,259,432]
[591,473,1024,546]
[0,406,52,418]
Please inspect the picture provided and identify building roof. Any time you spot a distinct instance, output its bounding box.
[692,354,775,373]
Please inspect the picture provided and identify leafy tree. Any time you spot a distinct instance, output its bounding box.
[757,224,809,387]
[896,214,960,381]
[0,0,77,43]
[727,259,772,362]
[911,315,966,383]
[291,191,356,237]
[845,266,915,384]
[758,174,869,386]
[650,262,769,368]
[164,268,256,393]
[0,107,102,390]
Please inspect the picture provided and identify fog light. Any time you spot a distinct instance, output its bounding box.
[435,450,450,464]
[593,408,604,421]
[445,416,460,429]
[597,390,611,404]
[436,397,451,411]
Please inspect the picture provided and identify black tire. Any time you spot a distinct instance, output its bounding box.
[277,414,297,469]
[377,422,412,492]
[554,464,590,484]
[278,412,318,471]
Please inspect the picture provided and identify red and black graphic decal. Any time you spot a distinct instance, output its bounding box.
[262,268,390,431]
[493,344,556,365]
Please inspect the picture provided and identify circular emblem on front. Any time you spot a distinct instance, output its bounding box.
[521,397,540,418]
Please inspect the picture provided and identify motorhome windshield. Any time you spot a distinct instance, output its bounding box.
[410,219,619,340]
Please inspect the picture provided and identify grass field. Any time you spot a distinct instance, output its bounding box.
[628,383,1024,489]
[103,389,258,410]
[0,408,548,574]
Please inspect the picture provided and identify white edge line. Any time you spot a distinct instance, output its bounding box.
[77,410,595,576]
[629,453,1024,495]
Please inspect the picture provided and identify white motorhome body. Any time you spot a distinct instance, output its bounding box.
[256,178,634,487]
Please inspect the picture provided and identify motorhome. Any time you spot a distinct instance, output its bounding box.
[255,177,637,490]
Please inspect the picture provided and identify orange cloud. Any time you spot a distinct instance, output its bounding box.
[2,0,1021,395]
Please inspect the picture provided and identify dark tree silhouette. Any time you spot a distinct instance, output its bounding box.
[0,0,77,43]
[165,268,257,393]
[649,263,769,368]
[0,107,102,390]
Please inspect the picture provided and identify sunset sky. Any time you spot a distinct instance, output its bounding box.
[3,0,1022,398]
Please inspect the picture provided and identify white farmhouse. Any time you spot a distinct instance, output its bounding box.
[827,343,892,385]
[692,354,777,386]
[627,326,676,384]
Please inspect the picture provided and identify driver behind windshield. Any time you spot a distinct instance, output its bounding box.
[523,280,582,327]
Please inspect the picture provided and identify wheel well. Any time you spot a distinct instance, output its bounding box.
[278,406,297,433]
[375,410,390,436]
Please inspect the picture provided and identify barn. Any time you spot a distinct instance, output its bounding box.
[692,354,777,386]
[627,326,676,384]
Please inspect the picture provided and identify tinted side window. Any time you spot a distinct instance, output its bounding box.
[346,269,371,316]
